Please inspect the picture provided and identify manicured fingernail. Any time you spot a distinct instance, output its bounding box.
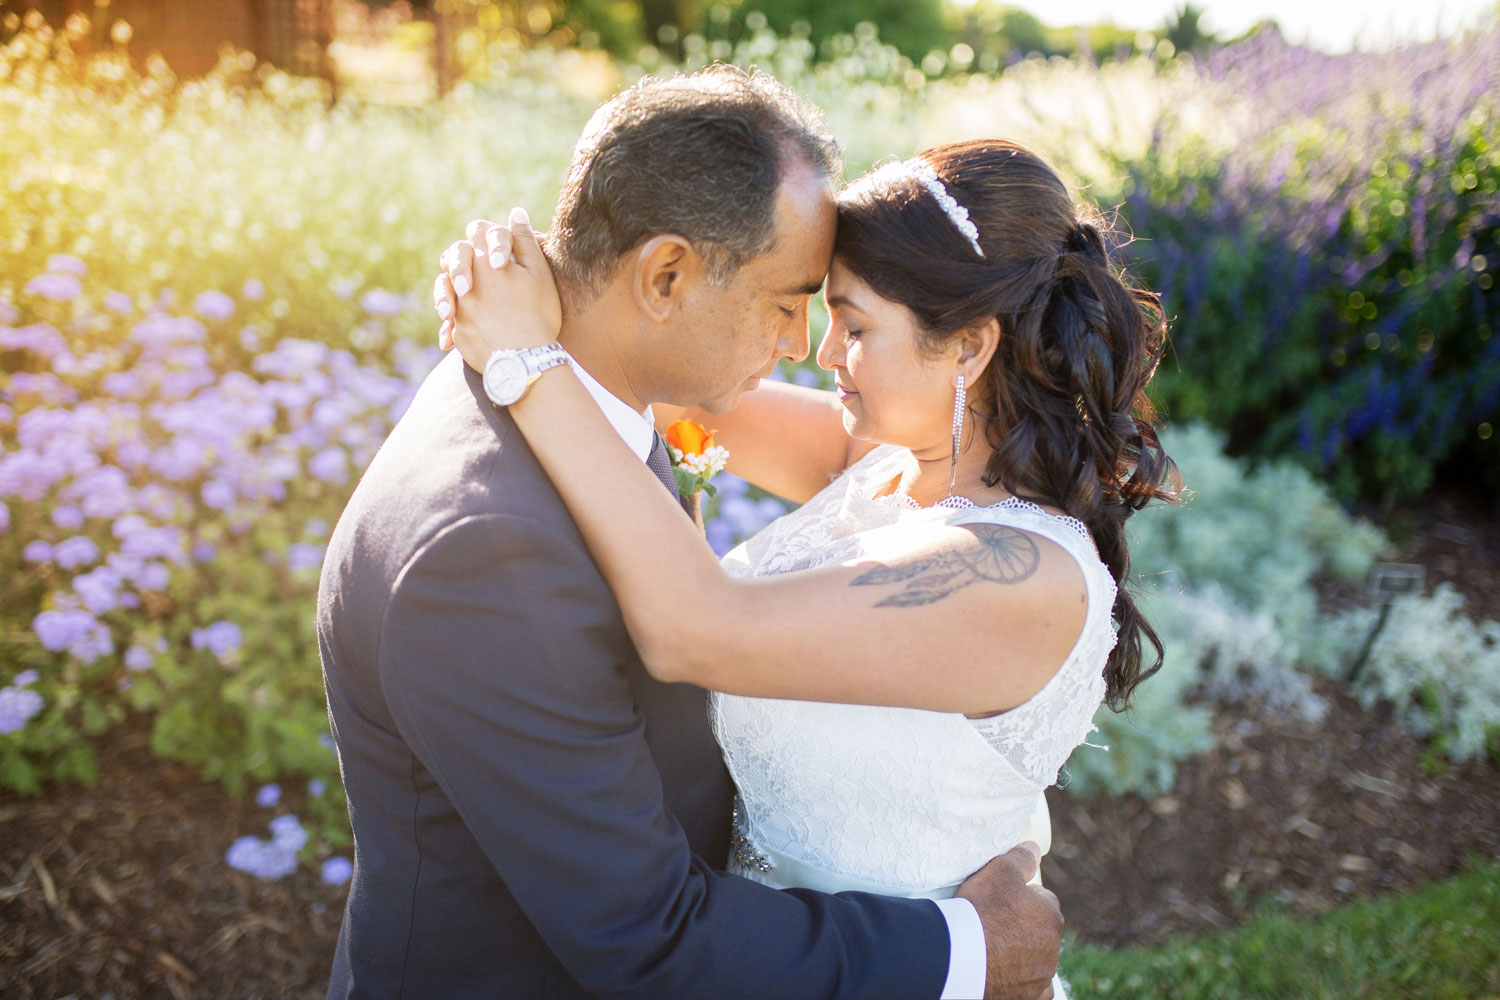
[436,299,452,319]
[510,206,529,226]
[489,250,506,269]
[454,274,471,297]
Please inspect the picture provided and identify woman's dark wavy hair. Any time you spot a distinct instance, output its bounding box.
[835,138,1181,710]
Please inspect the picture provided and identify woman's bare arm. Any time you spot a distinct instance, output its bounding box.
[444,212,1087,715]
[654,385,877,503]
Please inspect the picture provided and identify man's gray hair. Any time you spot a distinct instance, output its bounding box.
[547,64,841,300]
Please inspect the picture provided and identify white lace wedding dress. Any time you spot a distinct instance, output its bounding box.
[714,444,1117,998]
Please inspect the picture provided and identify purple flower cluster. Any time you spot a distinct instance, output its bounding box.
[704,474,787,556]
[191,620,243,661]
[224,813,313,880]
[1126,26,1500,499]
[33,608,114,663]
[320,856,353,886]
[3,263,433,693]
[0,685,45,734]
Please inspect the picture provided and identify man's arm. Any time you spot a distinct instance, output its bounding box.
[378,512,951,999]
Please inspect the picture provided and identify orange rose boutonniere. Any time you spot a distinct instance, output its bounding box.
[665,419,730,497]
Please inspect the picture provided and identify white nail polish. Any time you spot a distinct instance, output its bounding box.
[436,299,452,319]
[454,274,471,297]
[490,250,506,269]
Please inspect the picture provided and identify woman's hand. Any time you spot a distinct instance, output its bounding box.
[433,208,562,371]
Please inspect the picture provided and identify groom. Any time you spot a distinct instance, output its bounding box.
[318,65,1062,999]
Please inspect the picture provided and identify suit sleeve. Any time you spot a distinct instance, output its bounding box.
[378,512,951,1000]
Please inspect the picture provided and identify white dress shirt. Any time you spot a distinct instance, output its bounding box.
[568,356,989,999]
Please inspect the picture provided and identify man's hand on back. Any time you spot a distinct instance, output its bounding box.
[956,842,1063,1000]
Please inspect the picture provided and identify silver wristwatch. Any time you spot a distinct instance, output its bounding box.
[482,344,570,406]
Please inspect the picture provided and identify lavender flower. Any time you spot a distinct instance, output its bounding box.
[269,814,308,851]
[241,279,265,301]
[307,779,326,798]
[13,670,39,686]
[24,541,53,564]
[194,290,236,321]
[320,856,353,886]
[286,543,325,572]
[191,620,243,660]
[54,536,100,570]
[256,783,283,807]
[124,645,154,672]
[201,478,236,510]
[225,835,299,880]
[359,289,409,316]
[46,254,87,276]
[51,505,85,530]
[0,686,45,734]
[33,608,98,651]
[73,565,122,615]
[103,291,135,314]
[308,447,349,486]
[24,273,82,302]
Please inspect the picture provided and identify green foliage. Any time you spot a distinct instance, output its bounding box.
[1062,424,1388,796]
[727,0,949,65]
[1061,859,1500,997]
[1117,40,1500,504]
[1063,421,1500,796]
[1318,585,1500,764]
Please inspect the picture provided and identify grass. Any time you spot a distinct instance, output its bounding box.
[1060,859,1500,998]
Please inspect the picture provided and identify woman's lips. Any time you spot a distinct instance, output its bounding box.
[836,383,857,400]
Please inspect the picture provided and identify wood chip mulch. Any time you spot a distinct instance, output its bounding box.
[0,718,344,1000]
[1046,681,1500,947]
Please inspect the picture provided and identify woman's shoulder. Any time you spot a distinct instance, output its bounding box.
[941,497,1097,560]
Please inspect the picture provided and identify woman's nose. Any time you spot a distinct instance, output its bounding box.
[816,324,842,370]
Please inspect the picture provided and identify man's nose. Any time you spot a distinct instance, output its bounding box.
[776,307,812,364]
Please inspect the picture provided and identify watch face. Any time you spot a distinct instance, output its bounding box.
[484,353,529,405]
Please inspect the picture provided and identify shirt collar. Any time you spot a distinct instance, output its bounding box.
[568,355,655,462]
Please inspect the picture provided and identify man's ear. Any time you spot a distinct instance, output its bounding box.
[632,235,704,322]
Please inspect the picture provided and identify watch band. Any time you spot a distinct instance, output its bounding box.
[523,344,570,377]
[483,343,571,407]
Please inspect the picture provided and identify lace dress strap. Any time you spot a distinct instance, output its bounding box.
[936,498,1117,786]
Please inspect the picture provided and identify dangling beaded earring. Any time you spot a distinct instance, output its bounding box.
[948,373,966,499]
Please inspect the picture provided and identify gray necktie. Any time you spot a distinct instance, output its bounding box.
[646,430,681,501]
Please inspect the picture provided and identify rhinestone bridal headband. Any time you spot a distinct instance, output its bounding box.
[868,158,984,258]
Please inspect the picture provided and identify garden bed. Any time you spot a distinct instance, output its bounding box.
[2,498,1498,997]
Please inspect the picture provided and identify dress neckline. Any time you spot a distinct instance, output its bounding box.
[855,444,1091,540]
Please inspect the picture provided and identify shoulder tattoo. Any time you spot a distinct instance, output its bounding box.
[849,523,1041,608]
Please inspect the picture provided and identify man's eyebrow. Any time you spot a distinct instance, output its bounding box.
[779,280,826,296]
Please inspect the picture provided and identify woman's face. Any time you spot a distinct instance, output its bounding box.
[816,258,956,454]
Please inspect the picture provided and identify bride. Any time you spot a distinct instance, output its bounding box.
[437,138,1178,996]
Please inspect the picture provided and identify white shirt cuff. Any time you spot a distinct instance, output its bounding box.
[935,897,986,1000]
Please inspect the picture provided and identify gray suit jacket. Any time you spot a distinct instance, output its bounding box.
[318,352,949,998]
